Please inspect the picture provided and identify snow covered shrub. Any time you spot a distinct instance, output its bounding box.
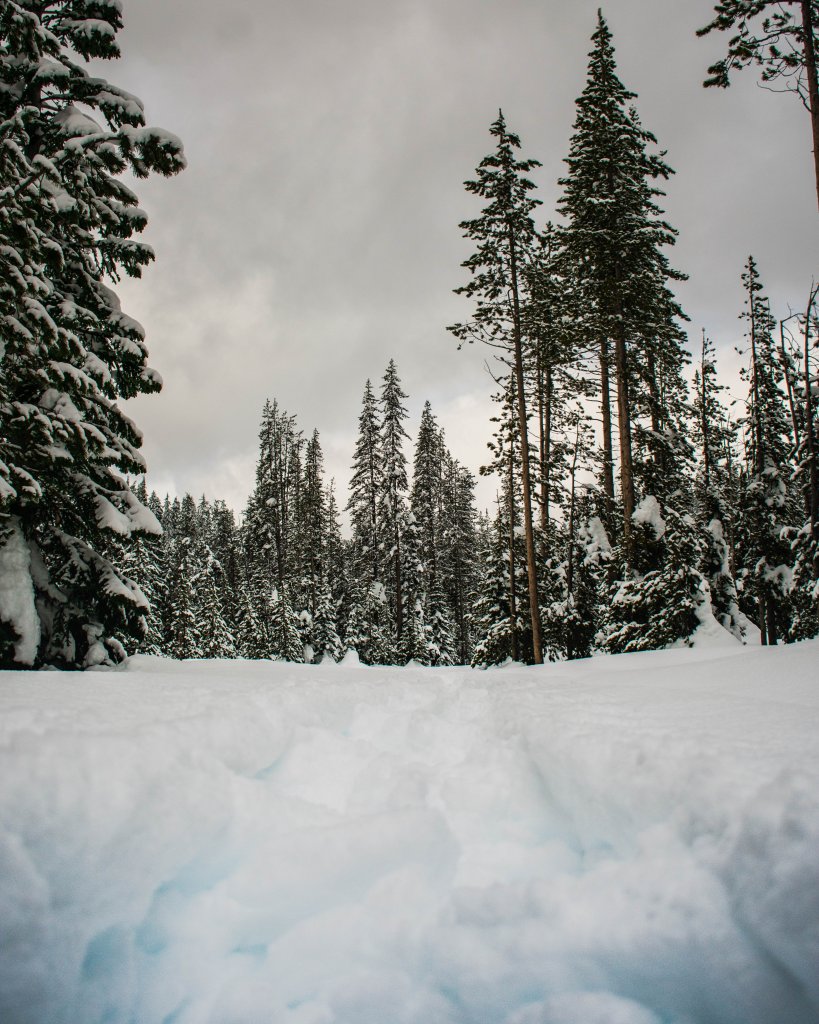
[603,498,709,653]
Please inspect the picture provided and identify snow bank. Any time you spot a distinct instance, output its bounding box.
[1,644,818,1024]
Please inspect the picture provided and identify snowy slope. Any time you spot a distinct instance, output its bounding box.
[1,644,818,1024]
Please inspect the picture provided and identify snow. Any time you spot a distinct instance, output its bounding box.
[632,495,666,539]
[1,644,818,1024]
[0,519,39,665]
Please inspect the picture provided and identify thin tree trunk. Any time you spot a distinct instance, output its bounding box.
[544,362,553,529]
[801,0,819,216]
[803,284,819,572]
[508,225,543,664]
[537,344,548,533]
[507,461,520,664]
[599,336,616,525]
[614,328,636,568]
[779,321,803,451]
[646,349,664,477]
[565,422,581,661]
[700,331,711,494]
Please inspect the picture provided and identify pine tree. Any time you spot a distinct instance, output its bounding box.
[410,401,445,587]
[603,501,709,653]
[195,551,236,659]
[269,587,304,662]
[311,575,343,662]
[347,380,383,589]
[0,1,184,668]
[691,333,748,639]
[736,257,798,643]
[235,578,270,659]
[450,111,544,663]
[378,359,411,649]
[165,496,202,660]
[440,453,479,664]
[556,11,686,568]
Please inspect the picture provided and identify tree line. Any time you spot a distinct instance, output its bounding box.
[0,2,817,668]
[118,365,480,665]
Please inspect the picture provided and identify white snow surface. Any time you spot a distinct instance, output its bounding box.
[1,644,818,1024]
[0,520,39,665]
[632,495,666,539]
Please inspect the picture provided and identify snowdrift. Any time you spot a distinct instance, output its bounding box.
[1,643,818,1024]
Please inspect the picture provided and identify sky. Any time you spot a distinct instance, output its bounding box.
[107,0,818,518]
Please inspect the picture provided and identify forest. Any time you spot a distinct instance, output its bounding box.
[0,2,818,669]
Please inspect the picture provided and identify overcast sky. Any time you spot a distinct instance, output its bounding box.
[109,0,817,518]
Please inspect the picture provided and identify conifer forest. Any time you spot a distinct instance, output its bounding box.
[1,1,818,671]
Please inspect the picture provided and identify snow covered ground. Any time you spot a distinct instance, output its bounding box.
[1,643,818,1024]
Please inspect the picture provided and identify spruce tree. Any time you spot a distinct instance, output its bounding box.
[450,111,544,663]
[378,359,410,649]
[0,1,184,668]
[347,380,383,590]
[269,587,304,662]
[195,551,236,659]
[737,257,798,643]
[691,333,748,639]
[440,454,479,664]
[556,11,686,567]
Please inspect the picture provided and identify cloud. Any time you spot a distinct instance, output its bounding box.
[108,0,816,516]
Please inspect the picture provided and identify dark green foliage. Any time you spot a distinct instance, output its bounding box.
[603,502,708,653]
[0,0,184,668]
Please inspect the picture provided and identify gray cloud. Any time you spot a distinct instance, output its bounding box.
[109,0,817,515]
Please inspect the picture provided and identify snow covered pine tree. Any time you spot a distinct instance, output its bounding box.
[0,2,184,667]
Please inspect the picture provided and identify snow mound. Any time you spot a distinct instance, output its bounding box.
[1,643,818,1024]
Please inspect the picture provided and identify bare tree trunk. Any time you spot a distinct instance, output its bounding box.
[803,284,819,573]
[780,320,803,451]
[507,459,520,663]
[614,329,636,568]
[565,422,581,660]
[508,226,543,664]
[801,0,819,215]
[544,362,553,529]
[599,336,616,525]
[646,349,664,477]
[700,330,711,494]
[537,344,548,533]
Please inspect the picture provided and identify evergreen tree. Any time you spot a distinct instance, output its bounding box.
[736,257,798,643]
[450,111,544,662]
[603,500,709,653]
[235,578,269,659]
[440,454,479,664]
[195,551,236,659]
[347,379,383,589]
[165,495,202,660]
[269,586,304,662]
[410,402,445,588]
[556,11,686,567]
[378,360,411,648]
[691,333,748,639]
[311,575,344,662]
[0,2,184,667]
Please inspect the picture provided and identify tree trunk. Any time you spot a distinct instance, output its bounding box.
[599,336,616,525]
[614,329,636,568]
[507,455,520,663]
[801,0,819,216]
[508,225,543,663]
[544,362,553,530]
[537,343,548,533]
[646,348,664,477]
[700,331,711,494]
